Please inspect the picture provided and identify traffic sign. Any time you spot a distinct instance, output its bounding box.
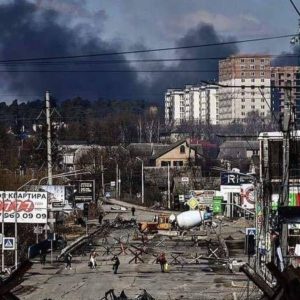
[34,226,43,234]
[187,197,199,210]
[179,195,185,202]
[181,177,189,183]
[48,232,56,241]
[3,237,15,250]
[110,181,116,187]
[246,227,256,236]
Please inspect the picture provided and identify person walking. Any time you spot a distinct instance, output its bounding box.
[64,253,72,270]
[98,212,104,225]
[89,251,97,269]
[40,249,46,265]
[157,252,167,273]
[131,206,135,217]
[112,255,120,274]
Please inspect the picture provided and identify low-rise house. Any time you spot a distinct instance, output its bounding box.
[151,140,196,167]
[218,140,259,172]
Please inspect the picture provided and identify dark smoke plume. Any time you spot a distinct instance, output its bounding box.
[0,0,143,100]
[150,23,238,93]
[0,1,239,102]
[272,46,300,66]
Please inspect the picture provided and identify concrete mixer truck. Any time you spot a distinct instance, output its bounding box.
[172,208,213,230]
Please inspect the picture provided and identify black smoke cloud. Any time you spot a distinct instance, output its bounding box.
[151,23,239,92]
[0,0,239,103]
[272,45,300,66]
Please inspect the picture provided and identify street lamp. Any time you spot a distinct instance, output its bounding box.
[136,157,144,205]
[38,169,86,185]
[15,178,37,268]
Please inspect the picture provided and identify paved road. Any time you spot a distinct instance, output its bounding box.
[15,254,248,300]
[13,206,254,300]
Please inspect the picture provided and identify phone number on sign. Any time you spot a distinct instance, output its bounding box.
[0,212,47,219]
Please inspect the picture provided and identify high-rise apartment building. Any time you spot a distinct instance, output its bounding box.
[218,55,271,124]
[164,85,218,125]
[271,66,300,125]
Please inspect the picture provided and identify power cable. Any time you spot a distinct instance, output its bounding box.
[0,33,296,63]
[0,53,300,65]
[290,0,300,16]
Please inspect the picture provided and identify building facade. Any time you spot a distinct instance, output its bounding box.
[218,55,271,124]
[271,66,300,126]
[164,85,218,125]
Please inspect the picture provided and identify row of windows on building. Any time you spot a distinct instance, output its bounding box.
[240,112,265,116]
[161,160,184,167]
[240,98,266,102]
[240,105,265,109]
[240,65,267,70]
[241,72,265,77]
[240,58,268,63]
[241,78,265,82]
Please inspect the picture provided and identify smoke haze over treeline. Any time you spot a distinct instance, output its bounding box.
[0,0,239,103]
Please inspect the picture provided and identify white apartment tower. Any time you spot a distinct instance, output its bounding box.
[164,85,218,125]
[218,55,271,124]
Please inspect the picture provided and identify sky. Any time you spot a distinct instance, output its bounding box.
[0,0,299,104]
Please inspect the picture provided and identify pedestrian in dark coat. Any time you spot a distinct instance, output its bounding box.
[112,255,120,274]
[40,249,46,265]
[64,253,72,270]
[131,206,136,217]
[98,212,104,224]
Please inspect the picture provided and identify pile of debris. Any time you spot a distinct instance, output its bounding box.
[101,289,155,300]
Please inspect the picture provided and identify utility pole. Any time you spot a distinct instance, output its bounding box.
[46,91,53,237]
[101,156,105,197]
[280,82,293,265]
[136,157,144,205]
[46,91,53,185]
[118,169,121,199]
[1,192,5,272]
[167,163,171,209]
[116,163,118,199]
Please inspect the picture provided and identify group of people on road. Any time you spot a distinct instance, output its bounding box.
[62,251,121,274]
[88,252,120,274]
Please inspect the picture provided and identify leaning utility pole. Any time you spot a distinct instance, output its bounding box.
[46,91,53,185]
[280,82,292,264]
[101,156,105,197]
[45,91,54,236]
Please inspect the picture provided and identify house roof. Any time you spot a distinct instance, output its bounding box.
[127,143,170,158]
[58,140,89,146]
[152,139,191,160]
[218,140,259,160]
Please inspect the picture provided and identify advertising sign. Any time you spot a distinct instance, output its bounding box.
[221,172,253,186]
[240,184,255,209]
[74,180,95,202]
[0,191,47,224]
[198,190,216,205]
[31,185,65,203]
